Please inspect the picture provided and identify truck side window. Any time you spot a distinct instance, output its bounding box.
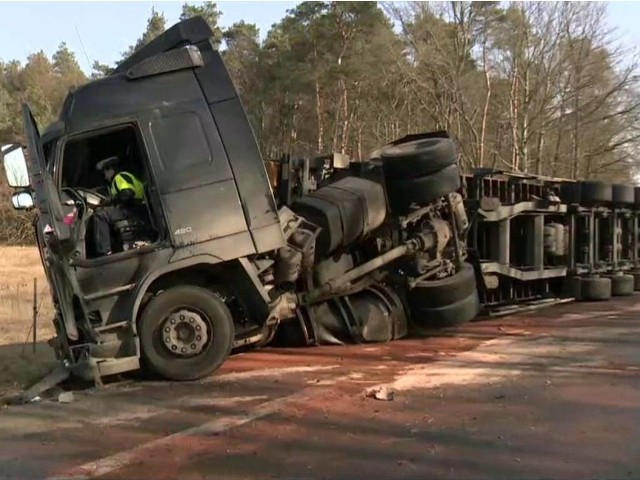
[60,124,148,190]
[150,112,212,171]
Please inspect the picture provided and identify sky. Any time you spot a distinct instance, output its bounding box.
[0,1,639,75]
[0,1,301,73]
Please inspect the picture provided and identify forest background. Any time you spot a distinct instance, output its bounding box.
[1,1,639,244]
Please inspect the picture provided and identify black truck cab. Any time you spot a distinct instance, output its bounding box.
[2,17,289,382]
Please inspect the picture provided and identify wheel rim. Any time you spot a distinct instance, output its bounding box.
[160,308,210,357]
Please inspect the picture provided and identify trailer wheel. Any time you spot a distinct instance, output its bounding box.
[577,276,611,301]
[634,187,640,207]
[559,182,581,204]
[612,184,635,205]
[409,289,480,329]
[580,181,612,205]
[139,285,234,381]
[380,137,456,180]
[386,164,461,211]
[566,276,582,298]
[408,263,476,309]
[605,273,635,296]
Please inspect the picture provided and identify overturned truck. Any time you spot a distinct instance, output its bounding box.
[1,17,638,390]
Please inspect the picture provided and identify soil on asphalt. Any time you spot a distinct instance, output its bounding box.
[1,296,639,480]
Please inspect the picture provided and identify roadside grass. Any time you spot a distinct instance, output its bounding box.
[0,246,57,397]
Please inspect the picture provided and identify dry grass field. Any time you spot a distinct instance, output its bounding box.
[0,246,57,397]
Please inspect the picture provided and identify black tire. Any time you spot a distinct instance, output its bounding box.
[409,289,480,328]
[634,187,640,206]
[386,164,461,211]
[408,263,477,309]
[139,285,235,381]
[577,276,611,301]
[381,137,456,180]
[560,182,581,204]
[632,271,640,291]
[605,274,634,296]
[272,320,307,348]
[580,181,612,205]
[612,184,634,205]
[565,276,582,298]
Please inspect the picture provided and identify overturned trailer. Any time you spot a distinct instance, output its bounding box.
[0,16,638,399]
[267,151,640,316]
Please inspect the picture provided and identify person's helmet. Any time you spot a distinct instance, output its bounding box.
[96,156,119,172]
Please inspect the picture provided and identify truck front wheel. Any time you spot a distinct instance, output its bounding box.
[139,285,235,381]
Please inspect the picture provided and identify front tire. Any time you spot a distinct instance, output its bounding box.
[139,285,235,381]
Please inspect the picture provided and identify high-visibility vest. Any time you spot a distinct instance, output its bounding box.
[109,171,145,201]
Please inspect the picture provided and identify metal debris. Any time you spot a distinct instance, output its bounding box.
[367,386,395,401]
[58,392,74,403]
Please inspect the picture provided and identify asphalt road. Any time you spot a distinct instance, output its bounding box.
[1,296,640,480]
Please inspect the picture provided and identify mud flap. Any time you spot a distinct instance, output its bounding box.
[309,284,408,346]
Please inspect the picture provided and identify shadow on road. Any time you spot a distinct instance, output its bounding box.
[0,341,56,398]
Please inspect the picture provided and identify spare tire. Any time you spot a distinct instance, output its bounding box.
[408,264,477,309]
[386,164,461,212]
[580,181,612,205]
[381,137,456,180]
[612,184,634,205]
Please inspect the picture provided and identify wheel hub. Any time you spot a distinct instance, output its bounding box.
[162,309,209,356]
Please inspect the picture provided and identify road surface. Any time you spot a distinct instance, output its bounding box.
[1,296,640,480]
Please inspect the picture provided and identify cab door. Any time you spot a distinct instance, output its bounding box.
[21,104,89,341]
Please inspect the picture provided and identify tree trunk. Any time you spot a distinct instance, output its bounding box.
[480,36,491,168]
[339,78,350,154]
[534,130,545,175]
[315,79,324,153]
[332,89,341,153]
[510,59,520,171]
[521,67,530,172]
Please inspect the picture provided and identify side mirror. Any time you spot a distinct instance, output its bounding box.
[11,191,34,210]
[1,144,30,188]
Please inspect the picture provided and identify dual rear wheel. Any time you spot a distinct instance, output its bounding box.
[380,136,461,212]
[407,263,481,330]
[379,136,478,329]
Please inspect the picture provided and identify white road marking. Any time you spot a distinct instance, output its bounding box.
[92,396,270,424]
[48,390,315,480]
[177,395,269,407]
[205,364,340,382]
